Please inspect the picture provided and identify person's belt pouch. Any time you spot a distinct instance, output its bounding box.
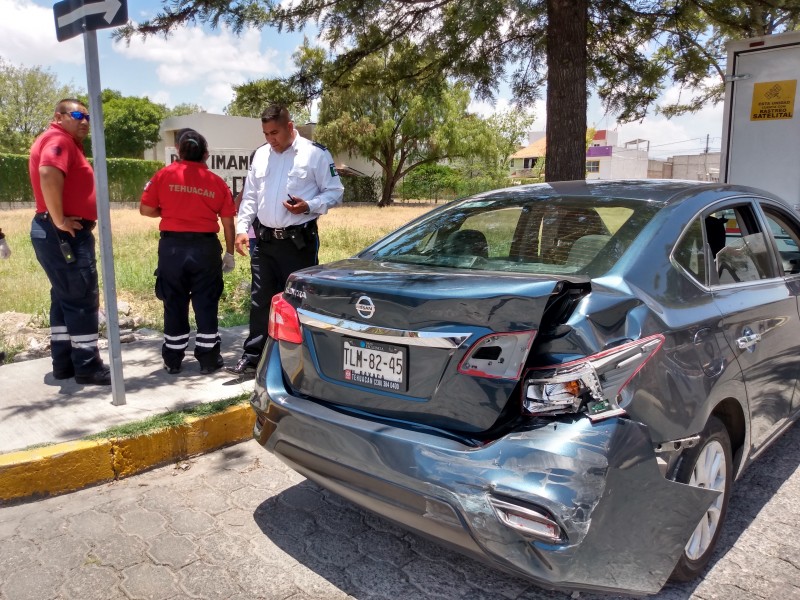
[45,216,76,263]
[289,229,306,250]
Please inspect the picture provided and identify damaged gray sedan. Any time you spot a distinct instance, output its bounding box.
[250,179,800,595]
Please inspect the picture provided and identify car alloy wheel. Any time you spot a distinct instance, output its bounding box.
[685,439,727,560]
[670,416,733,582]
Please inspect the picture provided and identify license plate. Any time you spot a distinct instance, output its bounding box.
[342,338,406,391]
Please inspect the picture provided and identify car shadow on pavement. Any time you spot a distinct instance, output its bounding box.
[252,480,558,600]
[251,422,800,600]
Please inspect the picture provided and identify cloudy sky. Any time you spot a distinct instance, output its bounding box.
[2,0,724,159]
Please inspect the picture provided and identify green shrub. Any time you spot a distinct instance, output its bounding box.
[0,153,162,203]
[0,153,32,202]
[106,158,163,201]
[342,174,381,203]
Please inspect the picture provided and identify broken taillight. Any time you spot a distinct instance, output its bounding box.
[268,293,303,344]
[458,331,537,380]
[523,334,664,421]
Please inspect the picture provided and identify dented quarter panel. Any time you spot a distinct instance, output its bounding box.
[536,199,752,445]
[253,341,717,595]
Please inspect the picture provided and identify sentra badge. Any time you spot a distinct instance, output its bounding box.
[355,295,375,319]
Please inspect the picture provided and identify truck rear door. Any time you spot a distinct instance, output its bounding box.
[722,32,800,207]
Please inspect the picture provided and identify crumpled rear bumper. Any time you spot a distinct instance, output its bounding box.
[251,341,718,595]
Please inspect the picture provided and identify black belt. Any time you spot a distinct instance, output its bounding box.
[160,231,217,239]
[258,220,316,241]
[35,212,96,231]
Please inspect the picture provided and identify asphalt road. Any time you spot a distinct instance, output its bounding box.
[1,423,798,600]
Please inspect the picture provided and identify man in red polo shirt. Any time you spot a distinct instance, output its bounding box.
[28,98,110,385]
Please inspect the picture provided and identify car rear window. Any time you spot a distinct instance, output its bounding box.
[365,194,661,277]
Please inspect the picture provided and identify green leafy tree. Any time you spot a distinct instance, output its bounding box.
[315,43,497,206]
[0,59,80,153]
[115,1,800,181]
[225,44,320,123]
[489,109,537,171]
[226,78,311,123]
[100,93,168,158]
[652,1,800,118]
[167,102,205,116]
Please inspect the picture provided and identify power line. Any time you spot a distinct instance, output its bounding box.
[648,137,708,149]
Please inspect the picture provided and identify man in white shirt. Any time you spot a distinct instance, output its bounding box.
[227,104,344,376]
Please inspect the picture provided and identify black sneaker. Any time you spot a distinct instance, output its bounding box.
[200,356,224,375]
[224,356,256,377]
[75,366,112,385]
[164,363,182,375]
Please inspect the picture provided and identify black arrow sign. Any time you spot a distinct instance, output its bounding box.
[53,0,128,42]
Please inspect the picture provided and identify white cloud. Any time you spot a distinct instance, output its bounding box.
[606,83,726,159]
[468,97,510,118]
[112,24,287,112]
[469,97,542,122]
[0,0,83,67]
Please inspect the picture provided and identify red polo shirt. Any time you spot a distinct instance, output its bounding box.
[141,161,235,232]
[29,124,97,220]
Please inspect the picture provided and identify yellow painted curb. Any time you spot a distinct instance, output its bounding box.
[0,403,256,504]
[0,440,115,502]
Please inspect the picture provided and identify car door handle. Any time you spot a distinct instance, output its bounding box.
[736,333,762,349]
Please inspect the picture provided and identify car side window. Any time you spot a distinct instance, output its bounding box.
[707,205,774,285]
[673,218,706,284]
[760,205,800,275]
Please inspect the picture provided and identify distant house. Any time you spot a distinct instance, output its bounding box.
[508,135,547,177]
[508,130,650,180]
[145,113,380,195]
[585,130,649,180]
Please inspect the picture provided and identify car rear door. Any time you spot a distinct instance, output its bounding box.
[708,199,800,452]
[756,199,800,419]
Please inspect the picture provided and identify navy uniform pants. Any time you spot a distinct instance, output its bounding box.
[30,214,102,377]
[156,233,223,370]
[241,221,318,366]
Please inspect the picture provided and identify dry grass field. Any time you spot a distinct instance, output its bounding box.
[0,203,435,333]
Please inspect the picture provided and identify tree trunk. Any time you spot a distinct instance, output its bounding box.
[545,0,588,182]
[378,173,395,206]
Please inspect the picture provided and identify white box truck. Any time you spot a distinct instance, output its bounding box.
[721,31,800,207]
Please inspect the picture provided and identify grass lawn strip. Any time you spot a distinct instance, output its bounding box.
[82,394,250,442]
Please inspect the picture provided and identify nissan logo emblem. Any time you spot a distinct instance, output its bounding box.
[355,296,375,319]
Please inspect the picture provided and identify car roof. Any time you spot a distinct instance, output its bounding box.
[470,179,781,206]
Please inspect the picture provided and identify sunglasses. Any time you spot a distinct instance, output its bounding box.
[60,110,90,122]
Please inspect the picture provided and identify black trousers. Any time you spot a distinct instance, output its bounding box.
[241,223,319,365]
[30,215,102,377]
[156,233,223,370]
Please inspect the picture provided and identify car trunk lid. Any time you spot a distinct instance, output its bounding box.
[278,259,584,432]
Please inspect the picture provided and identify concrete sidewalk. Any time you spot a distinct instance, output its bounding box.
[0,326,256,503]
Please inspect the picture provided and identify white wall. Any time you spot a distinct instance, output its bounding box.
[147,113,265,163]
[145,113,381,194]
[586,148,649,180]
[670,152,721,181]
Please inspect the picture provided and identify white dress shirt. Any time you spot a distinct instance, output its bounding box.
[236,133,344,234]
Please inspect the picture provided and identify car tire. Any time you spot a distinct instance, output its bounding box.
[669,415,733,582]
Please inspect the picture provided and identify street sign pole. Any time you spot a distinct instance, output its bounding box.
[84,29,125,405]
